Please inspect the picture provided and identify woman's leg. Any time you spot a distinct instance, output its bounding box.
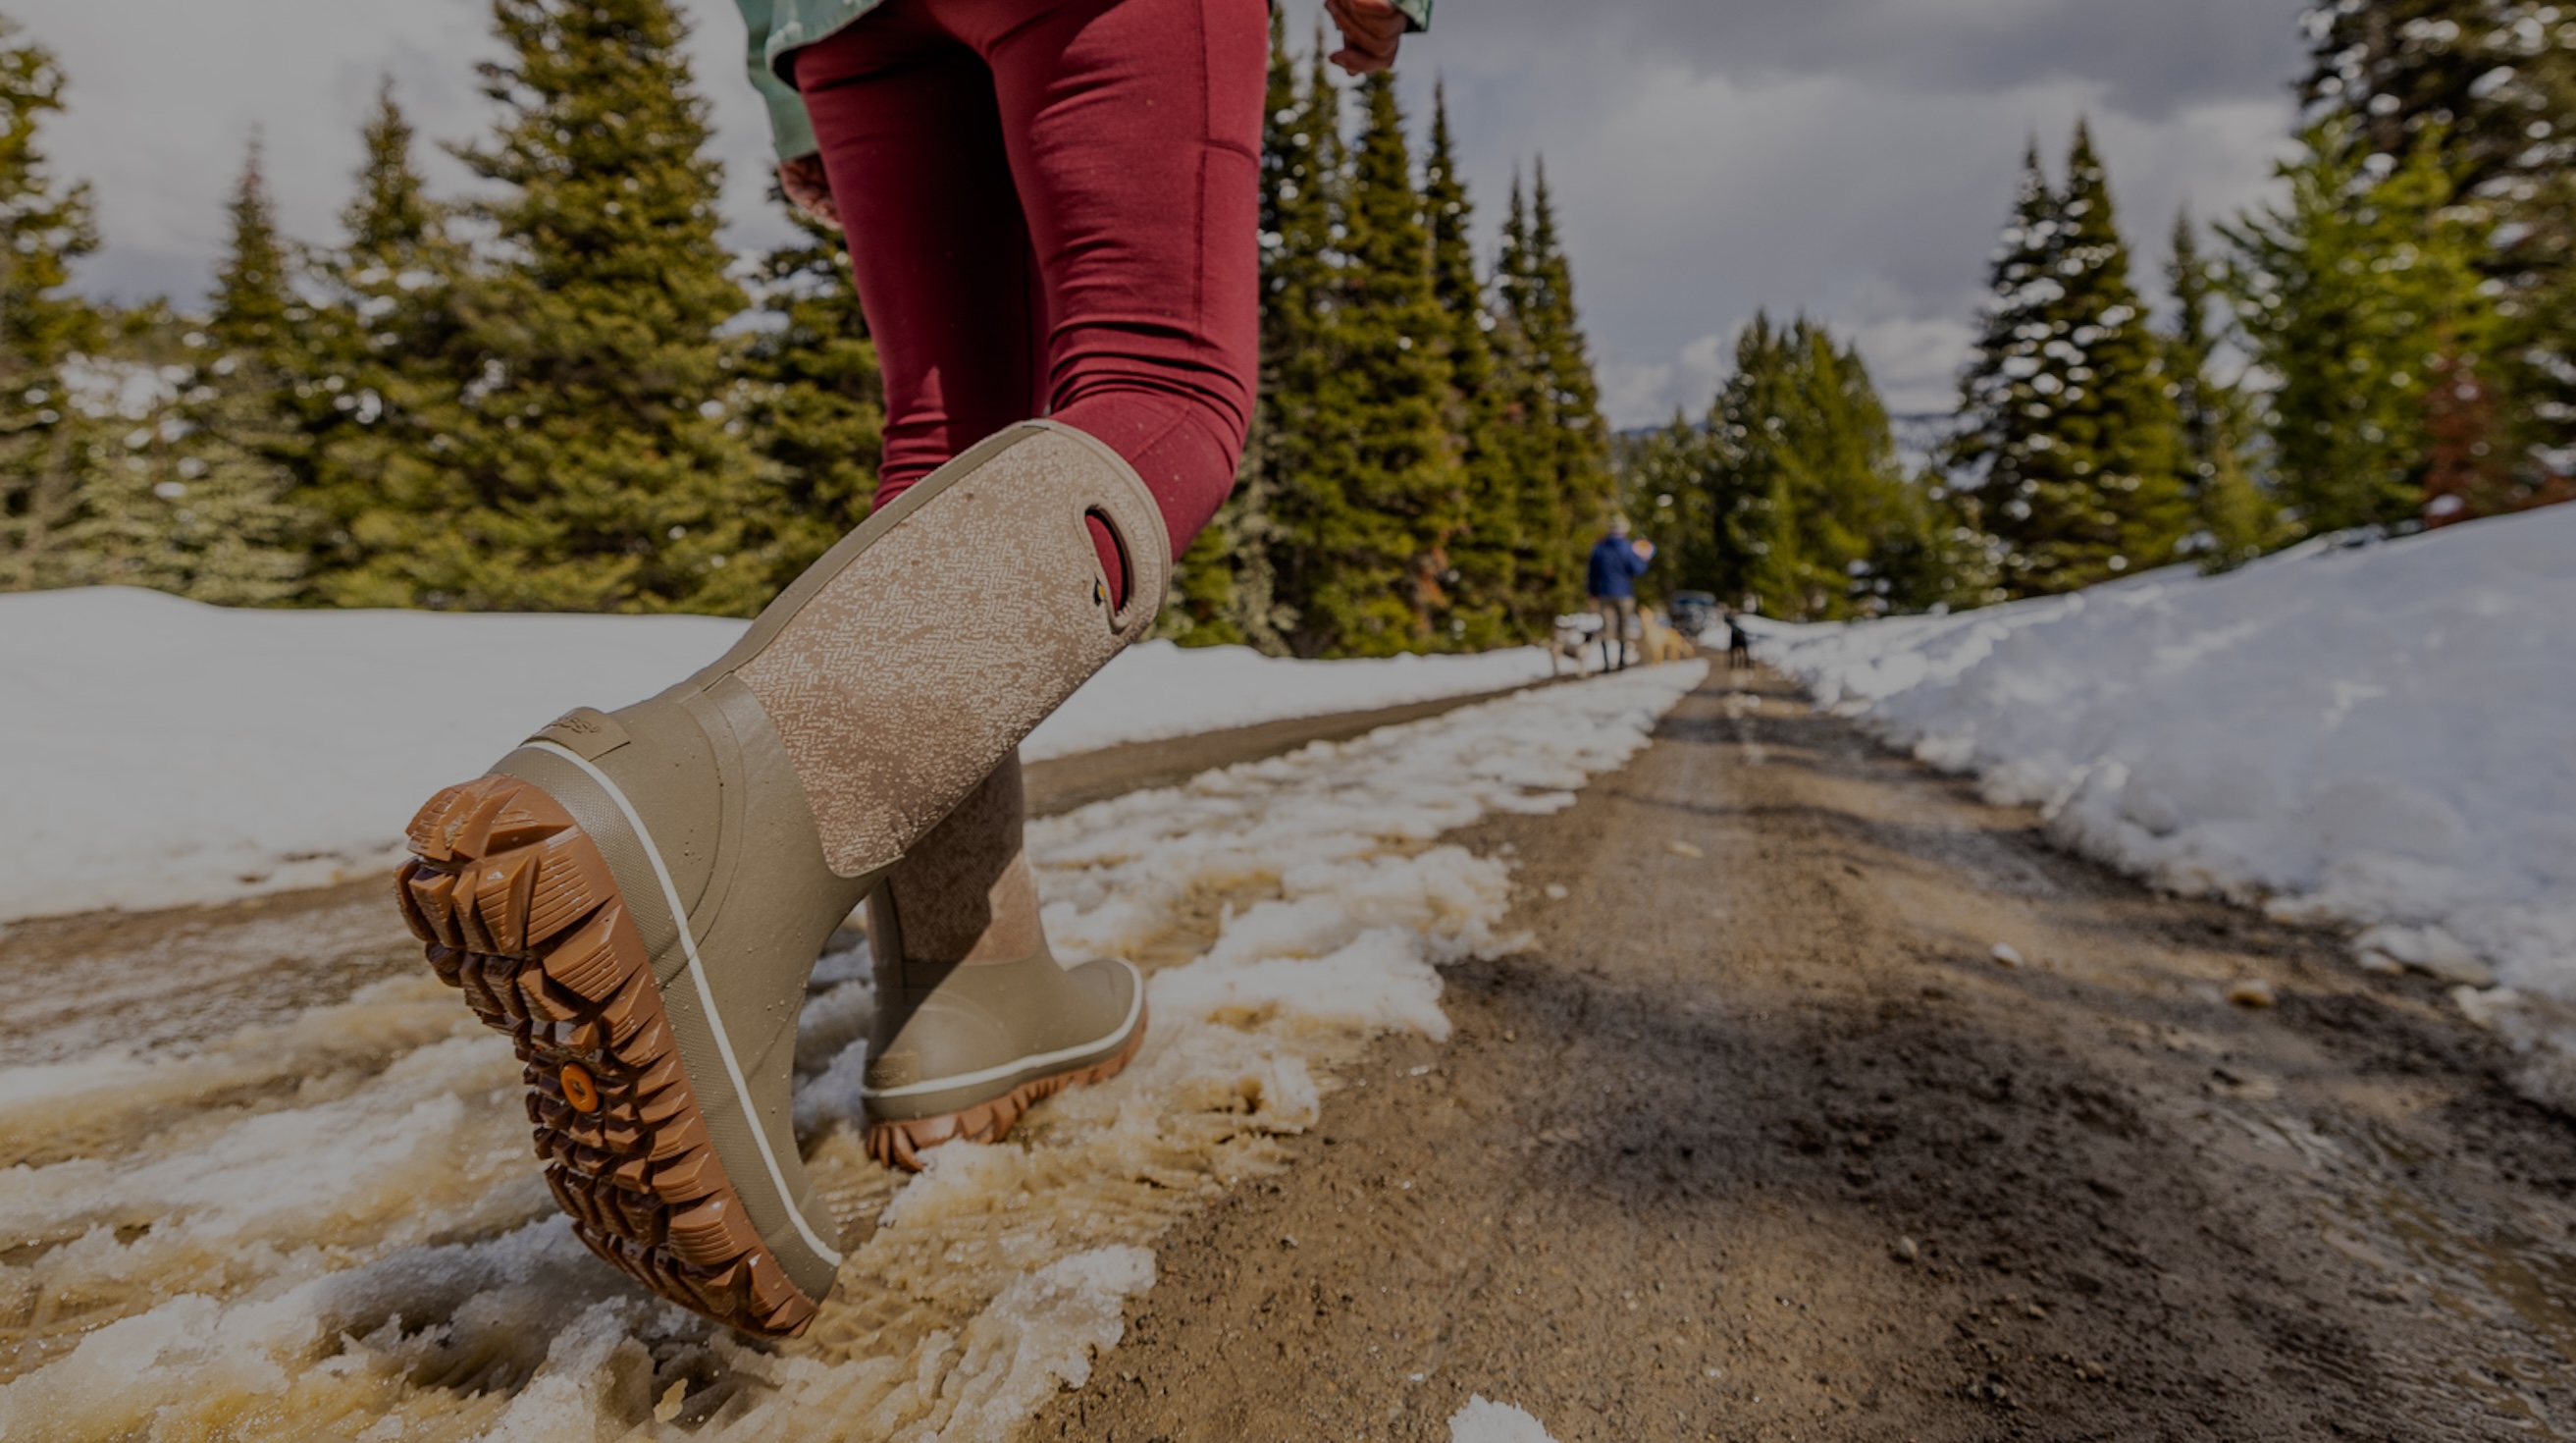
[791,1,1047,499]
[788,4,1207,1170]
[939,0,1268,557]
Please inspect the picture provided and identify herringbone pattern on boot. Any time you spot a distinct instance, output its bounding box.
[395,775,820,1338]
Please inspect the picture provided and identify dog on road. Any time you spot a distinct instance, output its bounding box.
[1549,608,1695,673]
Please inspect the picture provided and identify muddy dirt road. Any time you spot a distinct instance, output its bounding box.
[1038,668,2576,1442]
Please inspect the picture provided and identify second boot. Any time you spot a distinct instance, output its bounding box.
[860,753,1144,1169]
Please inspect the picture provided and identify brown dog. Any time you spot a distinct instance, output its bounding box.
[1638,608,1697,665]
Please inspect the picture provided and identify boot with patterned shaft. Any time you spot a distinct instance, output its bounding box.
[394,422,1168,1337]
[861,753,1144,1169]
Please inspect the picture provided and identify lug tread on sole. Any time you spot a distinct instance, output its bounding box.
[864,1002,1150,1173]
[398,775,820,1339]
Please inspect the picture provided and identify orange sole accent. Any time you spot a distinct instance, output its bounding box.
[396,775,823,1339]
[864,1002,1149,1173]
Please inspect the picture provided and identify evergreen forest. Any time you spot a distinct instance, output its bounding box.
[1621,0,2574,619]
[0,0,2568,642]
[0,4,1610,658]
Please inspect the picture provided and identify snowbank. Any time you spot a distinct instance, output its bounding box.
[1753,507,2576,1007]
[0,586,1556,923]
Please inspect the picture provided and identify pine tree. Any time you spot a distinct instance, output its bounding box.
[64,341,309,605]
[1517,163,1614,616]
[1482,176,1559,632]
[1260,39,1363,657]
[1947,144,2061,595]
[210,140,294,363]
[738,202,882,577]
[1703,320,1801,612]
[2165,209,2277,567]
[2299,0,2575,512]
[2166,210,2229,489]
[1696,316,1941,618]
[298,81,481,604]
[2483,2,2576,507]
[69,138,320,603]
[0,20,100,593]
[1952,124,2188,596]
[2303,0,2514,182]
[409,0,781,615]
[1216,27,1350,654]
[1422,80,1518,648]
[2222,122,2498,533]
[1613,410,1710,601]
[1283,70,1459,657]
[1171,35,1624,656]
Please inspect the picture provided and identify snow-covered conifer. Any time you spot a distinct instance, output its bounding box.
[413,0,779,615]
[0,20,100,593]
[1953,125,2187,597]
[296,81,479,605]
[2223,123,2499,533]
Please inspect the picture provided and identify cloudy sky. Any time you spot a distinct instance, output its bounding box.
[17,0,2307,422]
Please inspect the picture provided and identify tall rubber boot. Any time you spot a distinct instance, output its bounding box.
[860,754,1144,1170]
[394,422,1168,1337]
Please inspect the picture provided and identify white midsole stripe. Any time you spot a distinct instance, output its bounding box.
[528,740,844,1269]
[862,966,1144,1100]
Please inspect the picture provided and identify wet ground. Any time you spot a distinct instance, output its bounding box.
[1036,668,2576,1441]
[6,666,2571,1441]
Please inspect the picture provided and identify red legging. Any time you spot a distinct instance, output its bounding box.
[790,0,1266,596]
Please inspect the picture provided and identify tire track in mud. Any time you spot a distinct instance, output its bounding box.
[1037,667,2576,1443]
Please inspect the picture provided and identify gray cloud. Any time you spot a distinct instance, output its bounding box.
[1397,0,2307,420]
[1434,0,2309,120]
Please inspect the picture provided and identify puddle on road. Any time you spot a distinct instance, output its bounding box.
[2315,1117,2576,1432]
[2339,1121,2576,1363]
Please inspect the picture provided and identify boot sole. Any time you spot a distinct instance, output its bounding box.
[395,775,822,1338]
[864,1004,1149,1172]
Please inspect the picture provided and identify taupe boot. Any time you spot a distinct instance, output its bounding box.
[861,754,1144,1170]
[394,422,1168,1337]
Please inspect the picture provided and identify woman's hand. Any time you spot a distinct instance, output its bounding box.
[778,153,837,227]
[1326,0,1405,74]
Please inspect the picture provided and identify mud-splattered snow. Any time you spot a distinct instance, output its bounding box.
[0,585,1560,925]
[0,663,1702,1442]
[1753,506,2576,1103]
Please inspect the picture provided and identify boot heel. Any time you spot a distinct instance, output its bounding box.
[398,775,823,1337]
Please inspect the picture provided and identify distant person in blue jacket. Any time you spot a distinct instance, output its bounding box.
[1586,518,1656,671]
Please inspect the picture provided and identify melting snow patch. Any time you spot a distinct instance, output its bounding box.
[0,663,1704,1441]
[1449,1394,1561,1442]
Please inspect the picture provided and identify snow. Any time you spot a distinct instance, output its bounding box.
[1751,507,2576,1093]
[1449,1396,1563,1443]
[0,662,1706,1441]
[0,585,1557,924]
